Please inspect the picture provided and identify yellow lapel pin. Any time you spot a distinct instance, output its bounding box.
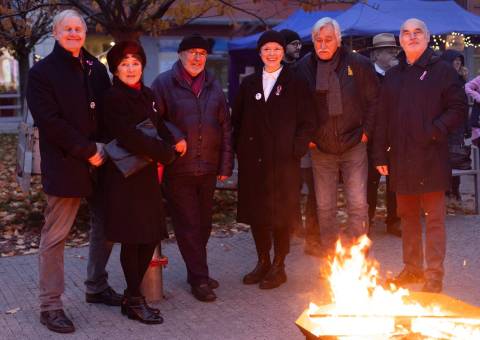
[347,65,353,76]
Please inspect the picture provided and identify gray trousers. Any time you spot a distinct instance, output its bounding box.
[84,184,113,295]
[39,190,113,311]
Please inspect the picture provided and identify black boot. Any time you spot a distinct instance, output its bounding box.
[243,253,271,285]
[124,295,163,324]
[259,255,287,289]
[121,290,160,315]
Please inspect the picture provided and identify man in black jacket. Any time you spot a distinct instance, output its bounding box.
[367,33,402,237]
[26,9,121,334]
[151,35,233,302]
[373,19,467,293]
[296,17,379,254]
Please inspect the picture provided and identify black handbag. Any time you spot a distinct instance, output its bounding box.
[449,144,472,170]
[105,118,160,178]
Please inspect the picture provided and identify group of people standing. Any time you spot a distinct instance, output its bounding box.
[27,8,467,335]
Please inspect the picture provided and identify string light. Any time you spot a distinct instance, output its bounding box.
[431,33,480,50]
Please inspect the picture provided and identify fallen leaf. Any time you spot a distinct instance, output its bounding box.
[5,307,20,314]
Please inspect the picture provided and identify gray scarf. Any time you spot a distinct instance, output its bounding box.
[315,51,343,116]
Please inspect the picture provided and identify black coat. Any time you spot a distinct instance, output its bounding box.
[151,61,233,178]
[103,78,177,244]
[296,47,379,154]
[232,67,315,228]
[26,42,111,197]
[373,48,467,194]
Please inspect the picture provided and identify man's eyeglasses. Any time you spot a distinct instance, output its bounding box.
[186,50,208,58]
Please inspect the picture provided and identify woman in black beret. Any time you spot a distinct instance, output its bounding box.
[232,31,315,289]
[103,41,183,324]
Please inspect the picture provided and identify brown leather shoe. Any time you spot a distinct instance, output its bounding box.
[388,268,424,288]
[40,309,75,333]
[243,254,271,285]
[121,291,159,315]
[421,280,443,293]
[191,283,217,302]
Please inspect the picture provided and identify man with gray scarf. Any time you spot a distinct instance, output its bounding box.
[296,17,379,254]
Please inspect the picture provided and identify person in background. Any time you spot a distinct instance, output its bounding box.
[232,30,314,289]
[296,17,379,255]
[151,34,233,303]
[26,9,121,334]
[280,29,302,67]
[440,49,470,202]
[103,41,177,324]
[373,19,466,293]
[367,33,402,237]
[279,29,322,254]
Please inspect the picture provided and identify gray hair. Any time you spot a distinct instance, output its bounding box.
[400,18,430,41]
[52,9,87,33]
[311,17,342,45]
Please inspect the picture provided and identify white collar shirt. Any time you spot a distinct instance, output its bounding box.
[374,63,386,76]
[262,67,282,101]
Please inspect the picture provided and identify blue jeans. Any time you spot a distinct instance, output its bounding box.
[311,142,368,250]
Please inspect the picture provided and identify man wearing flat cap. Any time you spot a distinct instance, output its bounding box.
[366,33,402,237]
[151,34,233,302]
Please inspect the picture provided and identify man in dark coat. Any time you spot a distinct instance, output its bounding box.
[26,9,121,334]
[296,17,379,254]
[280,29,321,253]
[367,33,402,237]
[151,34,233,302]
[373,19,467,293]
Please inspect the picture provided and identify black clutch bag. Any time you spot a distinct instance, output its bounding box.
[105,118,160,178]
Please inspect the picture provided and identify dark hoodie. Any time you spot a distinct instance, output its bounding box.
[440,49,466,85]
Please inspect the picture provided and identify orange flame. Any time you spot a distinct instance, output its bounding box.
[306,235,480,339]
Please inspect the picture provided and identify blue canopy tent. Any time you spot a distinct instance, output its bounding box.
[227,1,480,101]
[228,10,342,51]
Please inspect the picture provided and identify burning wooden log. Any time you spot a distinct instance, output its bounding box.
[295,235,480,339]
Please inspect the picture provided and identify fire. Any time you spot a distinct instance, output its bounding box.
[303,235,480,339]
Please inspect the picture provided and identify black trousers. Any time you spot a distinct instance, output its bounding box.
[120,243,157,297]
[165,174,216,286]
[251,224,290,257]
[367,160,399,225]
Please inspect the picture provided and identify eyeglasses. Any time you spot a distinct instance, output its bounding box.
[186,50,208,58]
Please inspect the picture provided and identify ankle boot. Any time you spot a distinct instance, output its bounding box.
[259,255,287,289]
[121,290,160,315]
[243,253,271,284]
[125,295,163,324]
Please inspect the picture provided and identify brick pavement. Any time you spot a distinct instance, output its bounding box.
[0,215,480,340]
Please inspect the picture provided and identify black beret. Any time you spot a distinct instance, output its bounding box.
[279,29,301,45]
[257,30,286,51]
[106,40,146,74]
[178,34,210,53]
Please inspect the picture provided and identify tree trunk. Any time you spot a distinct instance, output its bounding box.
[110,30,142,43]
[17,52,30,116]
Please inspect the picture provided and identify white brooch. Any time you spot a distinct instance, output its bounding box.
[86,60,93,66]
[90,101,96,109]
[275,85,282,96]
[152,102,157,112]
[255,93,262,100]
